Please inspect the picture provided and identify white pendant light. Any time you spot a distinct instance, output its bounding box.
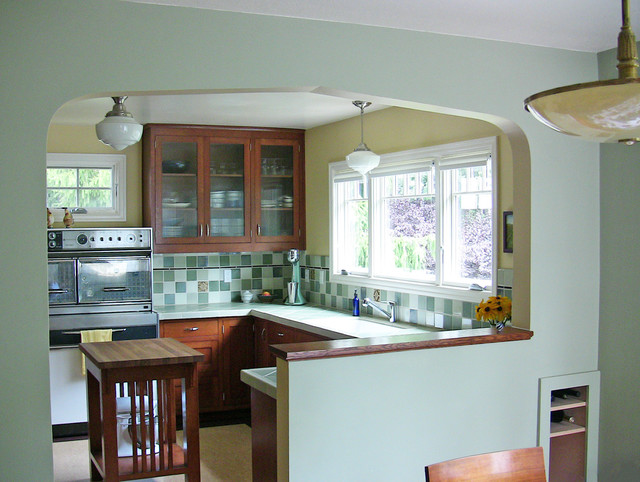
[346,100,380,176]
[525,0,640,145]
[95,96,143,150]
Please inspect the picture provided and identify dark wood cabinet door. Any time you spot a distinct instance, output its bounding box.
[253,137,304,245]
[222,317,255,408]
[254,318,272,368]
[160,318,222,412]
[183,338,222,412]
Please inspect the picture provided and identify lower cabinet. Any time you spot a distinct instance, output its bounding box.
[161,318,222,412]
[254,318,330,368]
[162,315,331,412]
[221,317,255,408]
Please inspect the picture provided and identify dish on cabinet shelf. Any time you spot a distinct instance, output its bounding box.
[163,202,191,208]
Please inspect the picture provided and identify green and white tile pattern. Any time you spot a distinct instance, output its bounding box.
[152,251,513,331]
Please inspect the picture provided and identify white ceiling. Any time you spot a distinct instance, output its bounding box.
[52,1,637,129]
[51,89,389,129]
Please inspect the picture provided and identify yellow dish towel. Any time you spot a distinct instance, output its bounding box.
[80,329,112,375]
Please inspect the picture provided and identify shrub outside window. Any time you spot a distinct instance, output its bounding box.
[330,137,497,300]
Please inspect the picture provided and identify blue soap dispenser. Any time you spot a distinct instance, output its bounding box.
[353,290,360,316]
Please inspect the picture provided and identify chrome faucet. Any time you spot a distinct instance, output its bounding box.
[362,298,396,323]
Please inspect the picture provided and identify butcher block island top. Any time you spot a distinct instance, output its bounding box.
[79,337,204,368]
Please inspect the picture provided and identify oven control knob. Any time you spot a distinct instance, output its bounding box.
[48,232,56,240]
[48,240,56,249]
[77,233,88,245]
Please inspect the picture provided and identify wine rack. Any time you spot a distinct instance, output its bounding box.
[538,371,600,481]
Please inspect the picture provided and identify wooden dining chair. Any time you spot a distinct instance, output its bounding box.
[425,446,546,481]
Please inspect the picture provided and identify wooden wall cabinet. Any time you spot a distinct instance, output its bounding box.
[142,124,306,253]
[538,371,600,481]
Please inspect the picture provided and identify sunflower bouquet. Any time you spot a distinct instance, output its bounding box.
[475,295,512,329]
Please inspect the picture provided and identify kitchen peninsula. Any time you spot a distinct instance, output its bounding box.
[157,302,532,481]
[157,302,533,358]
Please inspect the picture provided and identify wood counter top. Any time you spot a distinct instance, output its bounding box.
[270,326,533,361]
[79,338,204,369]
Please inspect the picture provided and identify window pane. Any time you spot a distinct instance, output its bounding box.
[79,189,112,208]
[47,168,76,188]
[335,179,368,273]
[458,198,492,281]
[383,196,436,279]
[447,161,492,284]
[47,189,76,207]
[79,168,112,188]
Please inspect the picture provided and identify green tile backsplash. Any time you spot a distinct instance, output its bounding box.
[153,252,513,330]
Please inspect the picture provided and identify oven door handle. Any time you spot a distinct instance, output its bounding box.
[62,328,127,336]
[49,289,70,294]
[102,287,130,292]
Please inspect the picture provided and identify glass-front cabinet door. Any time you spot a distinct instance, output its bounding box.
[255,138,301,241]
[207,138,250,240]
[157,136,201,242]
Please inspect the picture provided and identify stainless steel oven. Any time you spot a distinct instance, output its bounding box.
[47,228,158,438]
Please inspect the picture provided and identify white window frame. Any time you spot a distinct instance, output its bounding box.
[329,136,497,303]
[46,153,127,222]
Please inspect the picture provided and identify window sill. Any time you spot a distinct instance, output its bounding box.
[328,272,491,303]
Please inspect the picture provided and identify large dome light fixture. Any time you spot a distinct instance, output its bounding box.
[95,96,143,150]
[346,100,380,177]
[525,0,640,145]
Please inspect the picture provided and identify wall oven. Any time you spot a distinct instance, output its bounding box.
[48,228,158,438]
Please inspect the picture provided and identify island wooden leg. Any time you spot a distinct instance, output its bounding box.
[183,364,201,481]
[101,375,119,481]
[86,370,102,481]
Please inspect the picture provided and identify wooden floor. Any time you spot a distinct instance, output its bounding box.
[52,424,252,482]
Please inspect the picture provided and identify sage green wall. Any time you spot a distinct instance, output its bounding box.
[598,46,640,480]
[305,106,514,270]
[0,1,600,479]
[46,124,143,227]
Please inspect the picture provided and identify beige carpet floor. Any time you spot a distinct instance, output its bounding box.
[52,424,252,481]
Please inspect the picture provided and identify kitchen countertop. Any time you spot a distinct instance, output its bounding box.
[155,302,439,339]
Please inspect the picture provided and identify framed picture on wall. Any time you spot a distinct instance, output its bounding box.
[503,211,513,253]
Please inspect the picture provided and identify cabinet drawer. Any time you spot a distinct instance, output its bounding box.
[162,319,219,338]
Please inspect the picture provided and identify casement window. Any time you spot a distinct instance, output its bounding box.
[46,153,126,222]
[330,137,497,300]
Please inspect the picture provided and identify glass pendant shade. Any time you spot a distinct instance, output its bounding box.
[95,96,143,150]
[346,100,380,175]
[525,0,640,145]
[525,78,640,145]
[346,147,381,176]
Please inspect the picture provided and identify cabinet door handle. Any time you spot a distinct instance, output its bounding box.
[276,332,284,337]
[206,224,210,236]
[257,224,262,236]
[185,327,199,332]
[261,328,266,341]
[199,224,203,237]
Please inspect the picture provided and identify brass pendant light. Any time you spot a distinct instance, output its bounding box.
[524,0,640,145]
